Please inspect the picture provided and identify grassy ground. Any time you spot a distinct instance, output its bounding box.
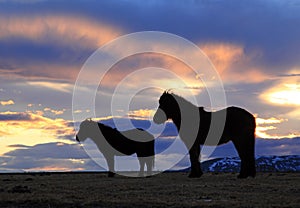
[0,172,299,208]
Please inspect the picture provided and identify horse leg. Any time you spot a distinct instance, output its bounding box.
[188,144,203,178]
[138,157,145,177]
[145,156,154,177]
[233,135,256,178]
[105,154,115,177]
[232,139,247,178]
[245,133,256,178]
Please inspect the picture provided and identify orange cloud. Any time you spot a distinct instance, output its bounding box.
[0,15,121,49]
[0,63,81,83]
[44,107,66,115]
[0,99,14,106]
[0,111,75,155]
[262,83,300,106]
[200,42,244,74]
[261,69,300,107]
[100,42,267,90]
[27,81,74,93]
[127,109,155,119]
[255,116,300,139]
[256,117,286,125]
[0,14,122,82]
[200,42,268,83]
[26,164,85,172]
[99,53,205,96]
[0,15,122,83]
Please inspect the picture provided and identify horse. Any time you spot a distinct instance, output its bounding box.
[153,91,256,178]
[76,119,155,177]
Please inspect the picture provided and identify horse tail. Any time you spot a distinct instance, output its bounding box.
[151,139,155,170]
[247,112,256,140]
[253,115,257,138]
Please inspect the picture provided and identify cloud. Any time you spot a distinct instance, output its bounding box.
[0,15,121,49]
[0,142,101,172]
[0,111,35,121]
[5,142,87,159]
[278,73,300,77]
[0,99,14,106]
[0,63,79,83]
[0,111,75,155]
[0,14,122,82]
[255,116,300,139]
[1,0,300,82]
[261,82,300,106]
[43,107,65,115]
[91,52,210,106]
[256,117,285,125]
[259,69,300,127]
[200,42,244,74]
[27,81,74,93]
[200,42,269,84]
[127,109,155,119]
[7,144,30,148]
[255,138,300,156]
[203,138,300,160]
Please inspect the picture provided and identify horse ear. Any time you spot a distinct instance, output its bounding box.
[166,89,173,94]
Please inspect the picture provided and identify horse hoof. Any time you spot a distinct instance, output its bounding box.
[108,172,115,177]
[237,174,248,179]
[237,172,256,179]
[188,172,203,178]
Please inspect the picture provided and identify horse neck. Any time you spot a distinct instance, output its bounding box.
[170,95,198,130]
[87,123,105,142]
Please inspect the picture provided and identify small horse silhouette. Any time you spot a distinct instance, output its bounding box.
[76,119,155,177]
[153,91,256,178]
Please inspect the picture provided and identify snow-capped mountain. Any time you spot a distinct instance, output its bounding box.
[199,155,300,172]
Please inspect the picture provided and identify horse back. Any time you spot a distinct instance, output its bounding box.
[225,106,256,131]
[121,129,155,157]
[102,128,154,156]
[222,106,256,142]
[197,106,255,145]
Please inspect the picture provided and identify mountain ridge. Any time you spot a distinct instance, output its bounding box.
[178,155,300,173]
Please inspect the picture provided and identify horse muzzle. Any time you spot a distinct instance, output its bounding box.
[75,135,80,143]
[153,108,167,124]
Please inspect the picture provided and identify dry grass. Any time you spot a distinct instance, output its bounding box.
[0,172,299,207]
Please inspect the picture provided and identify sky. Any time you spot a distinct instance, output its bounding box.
[0,0,299,172]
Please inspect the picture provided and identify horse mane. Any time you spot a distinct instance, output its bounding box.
[98,122,113,130]
[82,119,116,132]
[98,122,124,137]
[164,91,197,108]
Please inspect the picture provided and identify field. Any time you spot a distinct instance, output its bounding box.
[0,172,299,208]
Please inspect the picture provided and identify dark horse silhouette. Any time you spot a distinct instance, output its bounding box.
[76,119,155,177]
[153,92,256,178]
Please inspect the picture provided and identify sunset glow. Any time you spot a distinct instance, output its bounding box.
[0,0,299,172]
[0,111,75,155]
[266,84,300,105]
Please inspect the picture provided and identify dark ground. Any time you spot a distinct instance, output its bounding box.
[0,172,299,208]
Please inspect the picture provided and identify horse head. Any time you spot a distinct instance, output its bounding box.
[153,91,177,124]
[76,118,97,143]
